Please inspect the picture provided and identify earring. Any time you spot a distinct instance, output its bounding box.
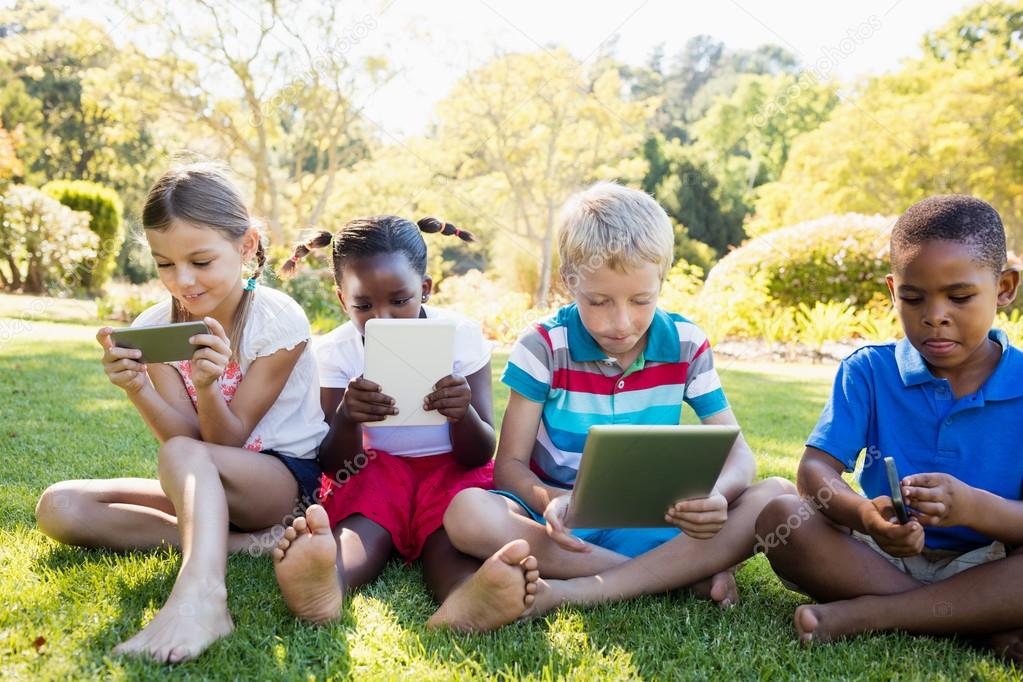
[421,295,428,302]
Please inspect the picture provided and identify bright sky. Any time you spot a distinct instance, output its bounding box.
[75,0,974,140]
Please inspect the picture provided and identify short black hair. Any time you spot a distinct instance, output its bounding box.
[890,195,1006,274]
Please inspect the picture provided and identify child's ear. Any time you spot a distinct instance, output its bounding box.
[335,286,348,313]
[885,274,897,305]
[241,227,259,259]
[996,268,1020,308]
[421,276,433,303]
[560,269,578,294]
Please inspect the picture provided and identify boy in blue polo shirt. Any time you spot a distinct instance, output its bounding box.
[429,182,792,632]
[756,195,1023,661]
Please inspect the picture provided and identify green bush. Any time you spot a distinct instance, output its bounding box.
[705,213,894,310]
[264,265,346,335]
[0,184,96,294]
[43,180,124,293]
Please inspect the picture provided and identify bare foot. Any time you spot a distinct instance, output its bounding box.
[272,504,344,624]
[689,570,739,608]
[113,578,234,664]
[427,539,540,632]
[979,628,1023,663]
[794,602,857,645]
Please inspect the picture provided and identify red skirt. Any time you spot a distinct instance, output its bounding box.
[319,450,494,561]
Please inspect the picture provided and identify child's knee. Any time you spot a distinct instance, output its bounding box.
[754,493,815,558]
[35,481,87,542]
[753,476,798,500]
[157,436,214,482]
[443,487,495,542]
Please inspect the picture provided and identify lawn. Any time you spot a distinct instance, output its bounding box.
[1,319,1019,680]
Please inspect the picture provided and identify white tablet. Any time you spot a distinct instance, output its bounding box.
[566,424,740,528]
[362,318,456,428]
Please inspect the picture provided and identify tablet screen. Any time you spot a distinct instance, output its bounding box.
[363,318,456,428]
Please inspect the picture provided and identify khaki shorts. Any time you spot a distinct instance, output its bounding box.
[851,531,1007,584]
[779,532,1007,593]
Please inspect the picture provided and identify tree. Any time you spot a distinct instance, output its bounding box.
[117,0,380,243]
[0,2,165,209]
[923,0,1023,69]
[749,53,1023,241]
[625,36,800,142]
[689,72,838,236]
[434,49,655,305]
[0,120,22,184]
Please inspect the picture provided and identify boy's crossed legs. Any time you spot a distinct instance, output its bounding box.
[757,494,1023,661]
[442,477,794,620]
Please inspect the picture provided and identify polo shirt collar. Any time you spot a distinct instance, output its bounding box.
[896,328,1023,399]
[564,303,681,363]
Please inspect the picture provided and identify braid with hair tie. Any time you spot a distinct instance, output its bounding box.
[417,217,475,243]
[279,230,334,278]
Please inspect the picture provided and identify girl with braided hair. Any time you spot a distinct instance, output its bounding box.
[35,162,328,663]
[271,215,541,632]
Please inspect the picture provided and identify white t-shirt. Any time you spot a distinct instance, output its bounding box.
[314,305,494,457]
[132,286,329,459]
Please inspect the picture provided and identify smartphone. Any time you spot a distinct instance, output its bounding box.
[110,321,210,364]
[883,456,910,524]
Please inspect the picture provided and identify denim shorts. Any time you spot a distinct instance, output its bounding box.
[262,449,323,508]
[490,489,680,558]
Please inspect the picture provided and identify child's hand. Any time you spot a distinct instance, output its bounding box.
[543,495,590,553]
[902,473,976,528]
[861,495,925,557]
[339,376,397,423]
[188,317,232,390]
[665,491,728,538]
[97,327,149,394]
[424,374,471,422]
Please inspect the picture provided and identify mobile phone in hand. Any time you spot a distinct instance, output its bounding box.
[883,456,910,524]
[110,321,210,364]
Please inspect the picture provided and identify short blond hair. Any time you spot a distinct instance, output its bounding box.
[557,181,674,285]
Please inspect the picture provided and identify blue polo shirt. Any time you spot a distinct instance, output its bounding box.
[808,329,1023,551]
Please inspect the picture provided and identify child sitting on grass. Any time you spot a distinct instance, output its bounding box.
[35,162,328,663]
[756,195,1023,661]
[437,182,794,628]
[272,216,541,632]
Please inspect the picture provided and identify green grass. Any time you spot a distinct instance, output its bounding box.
[1,321,1019,680]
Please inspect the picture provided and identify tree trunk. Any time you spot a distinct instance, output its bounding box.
[6,255,22,291]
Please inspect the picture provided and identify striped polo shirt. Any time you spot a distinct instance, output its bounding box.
[502,303,729,488]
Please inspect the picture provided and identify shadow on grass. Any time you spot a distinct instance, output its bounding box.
[32,538,358,679]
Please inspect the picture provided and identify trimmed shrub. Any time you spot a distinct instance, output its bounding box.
[0,184,96,294]
[43,180,124,293]
[704,213,895,311]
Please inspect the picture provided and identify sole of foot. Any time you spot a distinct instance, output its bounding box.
[426,539,540,632]
[272,504,345,624]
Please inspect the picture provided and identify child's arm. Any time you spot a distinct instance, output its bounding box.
[903,473,1023,546]
[97,327,200,442]
[492,391,566,510]
[664,408,755,538]
[493,391,588,551]
[188,318,305,447]
[318,377,395,478]
[425,363,497,468]
[799,446,925,557]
